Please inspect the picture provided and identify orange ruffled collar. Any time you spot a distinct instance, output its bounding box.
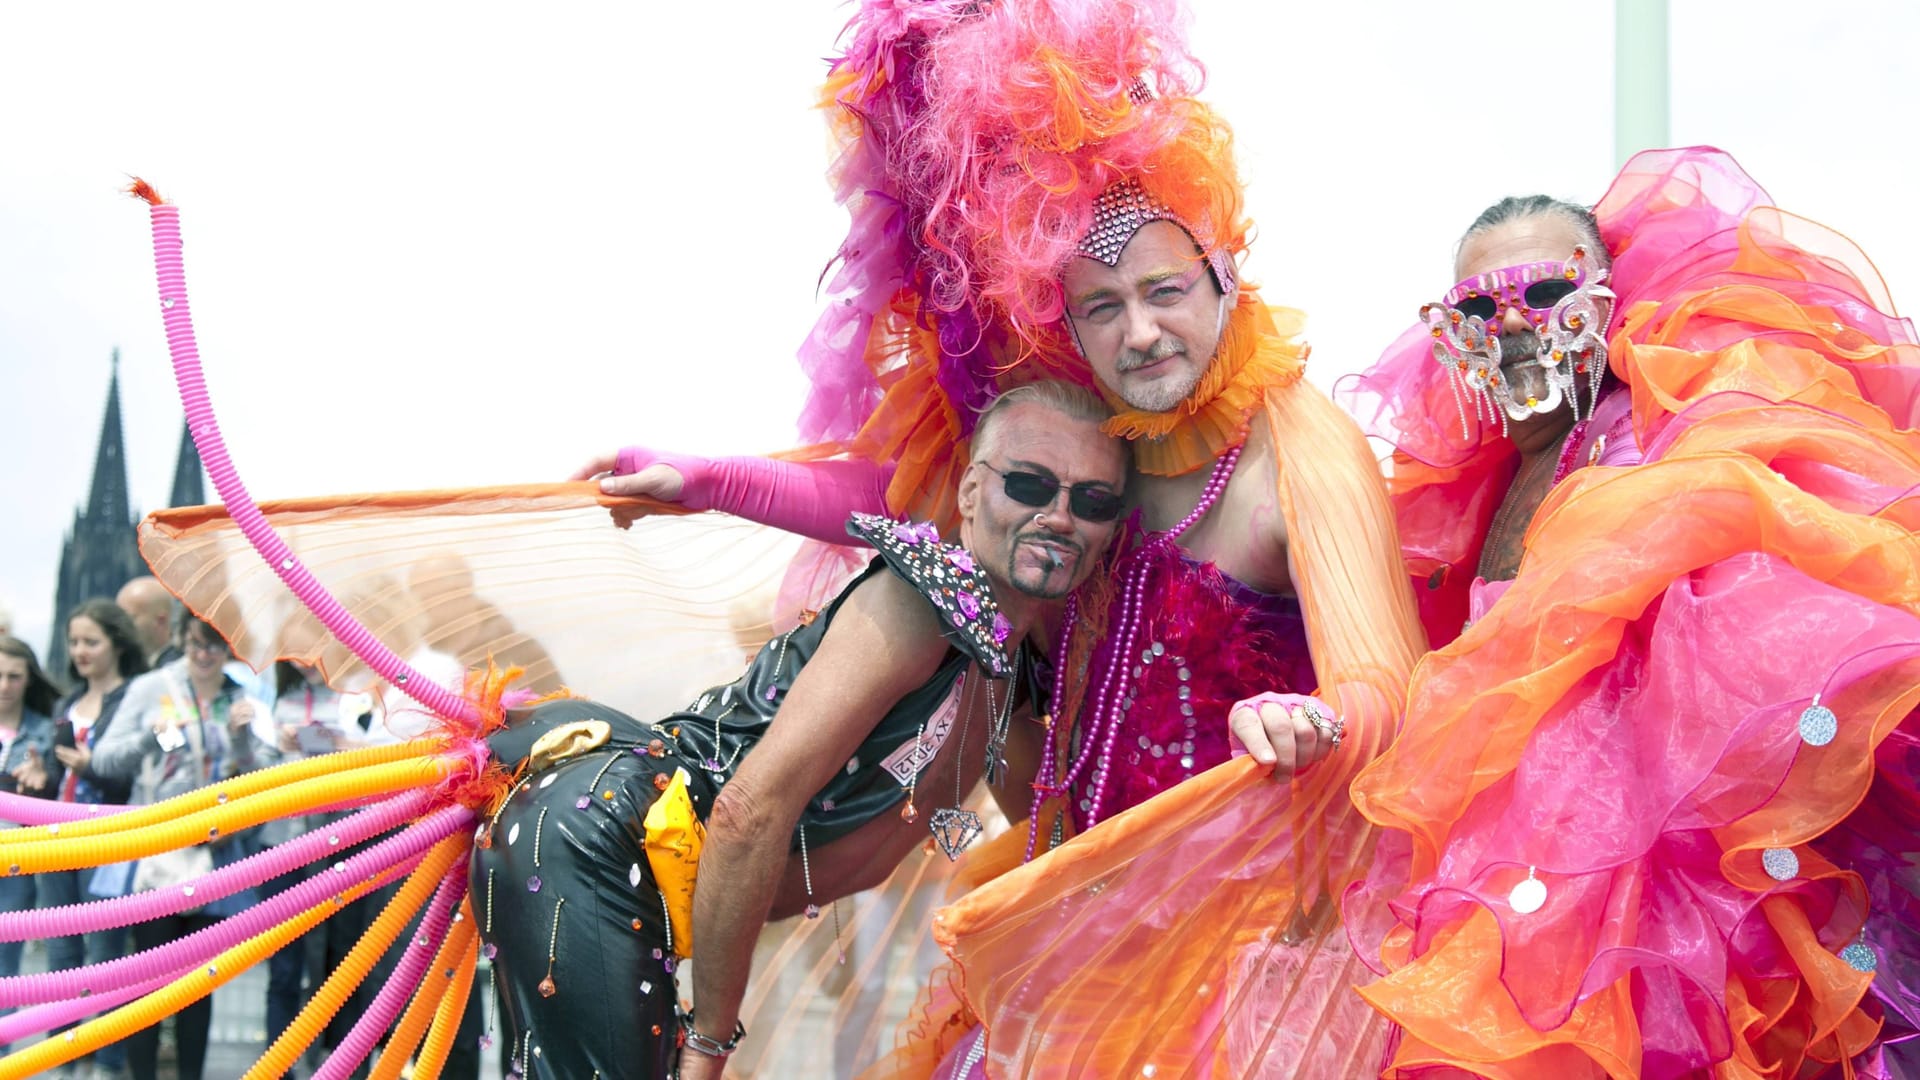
[1100,300,1308,476]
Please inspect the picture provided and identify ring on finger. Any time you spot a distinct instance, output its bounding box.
[1302,704,1345,749]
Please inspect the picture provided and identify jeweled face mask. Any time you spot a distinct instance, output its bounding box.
[1421,245,1614,434]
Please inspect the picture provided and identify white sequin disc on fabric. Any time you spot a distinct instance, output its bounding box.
[1798,703,1838,746]
[1509,875,1547,915]
[1762,847,1800,881]
[1841,941,1877,973]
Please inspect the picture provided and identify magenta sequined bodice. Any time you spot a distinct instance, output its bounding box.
[1067,544,1315,829]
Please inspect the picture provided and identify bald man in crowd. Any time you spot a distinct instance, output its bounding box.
[117,577,181,668]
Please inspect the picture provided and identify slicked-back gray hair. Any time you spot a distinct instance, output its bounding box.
[969,381,1114,465]
[1458,194,1610,271]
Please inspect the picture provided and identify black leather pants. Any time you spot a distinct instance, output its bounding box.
[474,700,704,1079]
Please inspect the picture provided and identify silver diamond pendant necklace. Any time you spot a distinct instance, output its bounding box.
[927,657,1017,860]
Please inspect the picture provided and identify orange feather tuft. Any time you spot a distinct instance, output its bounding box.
[126,177,166,206]
[527,686,580,707]
[447,760,519,816]
[430,662,582,814]
[460,660,529,739]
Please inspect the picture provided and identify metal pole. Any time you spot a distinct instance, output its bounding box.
[1614,0,1670,167]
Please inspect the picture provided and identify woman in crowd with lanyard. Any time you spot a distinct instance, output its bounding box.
[47,599,148,807]
[89,612,275,1080]
[44,598,148,1080]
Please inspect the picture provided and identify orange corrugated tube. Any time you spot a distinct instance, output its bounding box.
[241,834,469,1080]
[413,934,479,1080]
[0,758,453,874]
[369,903,478,1080]
[0,865,399,1078]
[2,741,438,845]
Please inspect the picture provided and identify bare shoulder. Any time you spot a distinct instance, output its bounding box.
[1224,421,1285,537]
[722,567,957,817]
[819,569,955,692]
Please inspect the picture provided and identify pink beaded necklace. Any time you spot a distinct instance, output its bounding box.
[1025,444,1244,859]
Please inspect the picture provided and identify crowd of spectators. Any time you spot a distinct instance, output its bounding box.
[0,581,483,1080]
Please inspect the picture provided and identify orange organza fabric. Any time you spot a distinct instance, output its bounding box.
[140,484,791,716]
[1346,191,1920,1077]
[1351,406,1920,1078]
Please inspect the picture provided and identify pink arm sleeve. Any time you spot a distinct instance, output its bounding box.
[614,448,895,545]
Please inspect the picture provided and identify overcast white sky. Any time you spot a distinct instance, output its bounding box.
[3,2,1917,658]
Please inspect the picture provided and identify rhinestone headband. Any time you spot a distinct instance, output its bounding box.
[1076,179,1177,265]
[1073,178,1237,294]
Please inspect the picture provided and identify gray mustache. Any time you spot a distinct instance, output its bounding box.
[1115,339,1185,373]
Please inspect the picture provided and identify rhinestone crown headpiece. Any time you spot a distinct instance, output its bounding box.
[1073,178,1236,294]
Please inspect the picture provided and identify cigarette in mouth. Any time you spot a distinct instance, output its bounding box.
[1044,549,1064,571]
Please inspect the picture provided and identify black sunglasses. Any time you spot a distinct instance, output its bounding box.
[981,464,1123,523]
[1453,278,1579,323]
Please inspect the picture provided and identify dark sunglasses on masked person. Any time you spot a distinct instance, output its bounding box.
[1443,257,1587,324]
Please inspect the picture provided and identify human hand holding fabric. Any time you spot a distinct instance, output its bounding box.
[570,447,692,501]
[1227,691,1342,781]
[571,447,895,546]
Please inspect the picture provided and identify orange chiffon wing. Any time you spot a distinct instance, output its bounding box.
[727,793,1012,1077]
[139,483,804,715]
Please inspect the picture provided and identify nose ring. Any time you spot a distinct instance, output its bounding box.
[1033,513,1046,526]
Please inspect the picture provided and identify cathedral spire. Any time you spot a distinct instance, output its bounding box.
[168,416,205,508]
[85,348,133,525]
[47,350,146,668]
